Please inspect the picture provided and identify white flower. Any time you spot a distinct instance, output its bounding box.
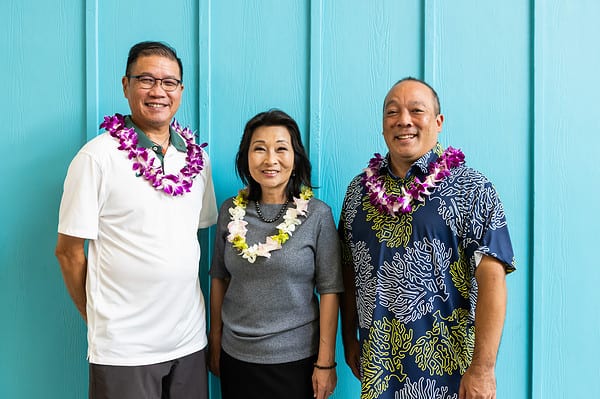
[294,198,309,215]
[226,220,247,241]
[242,244,259,263]
[229,206,246,220]
[263,236,282,251]
[279,223,296,235]
[282,210,302,225]
[256,237,281,258]
[227,187,314,263]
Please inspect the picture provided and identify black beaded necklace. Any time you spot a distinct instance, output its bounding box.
[254,199,289,223]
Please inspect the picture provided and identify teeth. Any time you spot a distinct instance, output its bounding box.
[396,134,415,139]
[147,104,165,108]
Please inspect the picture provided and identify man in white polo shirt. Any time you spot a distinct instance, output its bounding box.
[55,41,217,399]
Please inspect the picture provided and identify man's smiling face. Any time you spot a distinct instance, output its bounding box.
[382,80,443,177]
[122,54,183,134]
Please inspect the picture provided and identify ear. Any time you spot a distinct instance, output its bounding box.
[122,76,129,98]
[435,113,444,131]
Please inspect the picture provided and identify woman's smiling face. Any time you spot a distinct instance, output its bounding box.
[248,125,295,203]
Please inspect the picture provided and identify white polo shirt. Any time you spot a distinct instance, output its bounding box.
[58,118,217,366]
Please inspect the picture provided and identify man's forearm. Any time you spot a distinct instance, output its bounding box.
[471,255,508,369]
[55,234,88,322]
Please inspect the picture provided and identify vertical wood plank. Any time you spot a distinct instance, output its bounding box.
[533,1,600,397]
[85,0,99,140]
[317,2,422,395]
[423,2,531,398]
[318,1,422,220]
[208,0,309,206]
[1,0,88,397]
[198,0,212,143]
[95,0,199,125]
[198,4,217,399]
[309,0,324,190]
[423,0,437,82]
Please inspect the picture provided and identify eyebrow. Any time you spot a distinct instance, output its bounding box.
[385,99,428,108]
[251,139,290,144]
[133,72,181,80]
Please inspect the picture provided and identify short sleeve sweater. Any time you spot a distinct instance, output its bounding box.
[210,197,343,364]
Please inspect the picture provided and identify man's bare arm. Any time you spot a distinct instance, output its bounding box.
[55,233,88,322]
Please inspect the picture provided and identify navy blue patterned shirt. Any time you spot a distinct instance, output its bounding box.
[339,143,515,399]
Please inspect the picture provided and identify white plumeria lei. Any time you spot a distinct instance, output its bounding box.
[227,187,314,263]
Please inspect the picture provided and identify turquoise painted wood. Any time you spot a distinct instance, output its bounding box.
[429,3,532,398]
[317,2,423,396]
[0,0,89,397]
[207,3,309,395]
[2,0,598,398]
[533,1,600,398]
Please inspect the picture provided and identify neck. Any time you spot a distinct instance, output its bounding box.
[389,150,431,178]
[130,116,171,141]
[147,132,170,146]
[389,160,411,178]
[260,188,288,204]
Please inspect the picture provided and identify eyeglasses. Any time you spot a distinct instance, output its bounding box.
[128,75,182,92]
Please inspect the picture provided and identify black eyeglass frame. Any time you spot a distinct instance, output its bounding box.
[127,75,182,92]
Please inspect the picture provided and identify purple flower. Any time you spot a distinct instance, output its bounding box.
[100,113,125,132]
[102,114,207,197]
[363,146,465,216]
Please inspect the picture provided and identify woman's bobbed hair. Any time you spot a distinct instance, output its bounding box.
[235,109,312,201]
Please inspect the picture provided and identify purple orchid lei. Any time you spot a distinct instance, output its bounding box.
[362,147,465,216]
[100,113,207,196]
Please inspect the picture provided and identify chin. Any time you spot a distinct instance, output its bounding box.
[145,116,172,126]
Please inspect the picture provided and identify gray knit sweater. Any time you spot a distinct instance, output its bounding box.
[210,197,343,364]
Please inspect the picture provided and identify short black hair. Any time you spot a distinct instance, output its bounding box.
[235,109,312,201]
[125,41,183,81]
[386,76,441,115]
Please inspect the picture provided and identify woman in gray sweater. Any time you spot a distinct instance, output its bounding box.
[208,109,343,399]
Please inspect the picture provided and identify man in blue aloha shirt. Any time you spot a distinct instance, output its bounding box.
[339,77,515,399]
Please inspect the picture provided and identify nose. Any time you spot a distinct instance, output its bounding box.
[396,109,412,127]
[147,81,167,96]
[264,149,278,165]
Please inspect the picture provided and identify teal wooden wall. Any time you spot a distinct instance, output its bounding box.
[1,1,598,398]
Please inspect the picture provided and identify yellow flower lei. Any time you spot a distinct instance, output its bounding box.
[226,187,314,263]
